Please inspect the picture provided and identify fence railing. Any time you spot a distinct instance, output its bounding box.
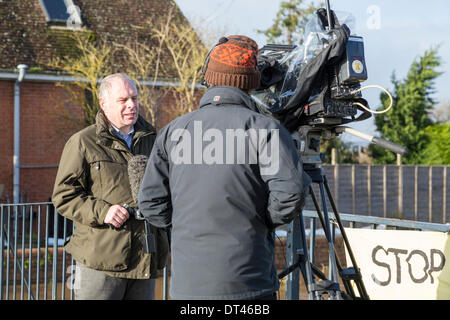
[0,202,170,300]
[314,165,449,224]
[284,209,450,299]
[0,202,74,300]
[2,202,449,300]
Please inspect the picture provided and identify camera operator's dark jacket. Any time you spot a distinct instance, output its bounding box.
[52,111,169,279]
[138,86,311,299]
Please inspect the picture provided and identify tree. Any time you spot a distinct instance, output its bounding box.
[419,124,450,165]
[48,32,115,126]
[420,100,450,165]
[115,40,165,127]
[151,8,208,118]
[118,6,208,124]
[115,9,173,127]
[45,6,208,129]
[258,0,322,45]
[369,48,442,164]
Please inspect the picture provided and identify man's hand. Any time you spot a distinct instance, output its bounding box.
[104,205,130,228]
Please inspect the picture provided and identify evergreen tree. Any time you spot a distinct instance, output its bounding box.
[369,48,442,164]
[419,124,450,165]
[258,0,322,45]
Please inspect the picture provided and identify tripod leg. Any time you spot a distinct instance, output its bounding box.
[317,181,342,299]
[310,185,357,298]
[308,185,344,299]
[285,216,301,300]
[304,166,369,300]
[298,211,316,300]
[313,184,357,298]
[323,176,369,299]
[285,213,317,300]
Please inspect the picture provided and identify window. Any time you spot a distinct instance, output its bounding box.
[39,0,83,28]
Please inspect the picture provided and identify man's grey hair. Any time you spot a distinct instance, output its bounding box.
[98,73,137,101]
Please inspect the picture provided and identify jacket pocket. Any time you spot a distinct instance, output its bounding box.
[89,159,133,206]
[67,224,131,271]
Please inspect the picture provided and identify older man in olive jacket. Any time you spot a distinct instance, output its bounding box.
[52,73,168,300]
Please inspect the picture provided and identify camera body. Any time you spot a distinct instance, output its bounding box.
[305,35,368,126]
[334,36,368,90]
[252,10,372,164]
[253,9,371,127]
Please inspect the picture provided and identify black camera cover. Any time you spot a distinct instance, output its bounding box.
[275,24,350,131]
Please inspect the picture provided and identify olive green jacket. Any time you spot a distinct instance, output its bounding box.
[52,111,168,279]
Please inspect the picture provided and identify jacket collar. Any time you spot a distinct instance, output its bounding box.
[199,86,261,114]
[96,110,155,135]
[95,110,155,149]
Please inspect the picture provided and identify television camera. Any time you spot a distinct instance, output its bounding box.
[252,3,407,164]
[252,1,407,300]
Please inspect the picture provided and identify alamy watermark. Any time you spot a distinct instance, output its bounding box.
[169,121,280,175]
[366,5,381,30]
[66,263,80,290]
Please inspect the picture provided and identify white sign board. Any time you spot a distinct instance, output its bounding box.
[344,228,450,300]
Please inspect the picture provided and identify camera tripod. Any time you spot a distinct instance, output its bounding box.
[278,164,370,300]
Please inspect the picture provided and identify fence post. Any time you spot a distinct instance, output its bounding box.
[383,165,387,218]
[429,166,433,222]
[367,165,371,216]
[414,166,418,221]
[27,207,33,300]
[397,154,403,219]
[0,206,4,300]
[52,207,58,300]
[351,165,355,215]
[444,166,447,224]
[331,148,337,165]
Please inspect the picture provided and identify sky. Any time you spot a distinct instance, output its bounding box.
[174,0,450,146]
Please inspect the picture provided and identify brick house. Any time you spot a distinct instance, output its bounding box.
[0,0,196,203]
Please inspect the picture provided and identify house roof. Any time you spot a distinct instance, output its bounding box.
[0,0,189,76]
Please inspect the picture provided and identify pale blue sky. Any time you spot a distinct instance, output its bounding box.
[174,0,450,145]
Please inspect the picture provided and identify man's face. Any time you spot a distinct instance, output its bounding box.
[100,78,139,133]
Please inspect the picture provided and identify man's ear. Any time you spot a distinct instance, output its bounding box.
[99,97,106,111]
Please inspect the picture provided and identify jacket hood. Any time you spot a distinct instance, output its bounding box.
[199,86,261,114]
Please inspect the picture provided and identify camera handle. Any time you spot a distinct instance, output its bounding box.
[335,126,408,155]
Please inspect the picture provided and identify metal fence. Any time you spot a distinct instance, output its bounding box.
[0,202,74,300]
[2,202,449,300]
[1,162,449,300]
[284,210,450,300]
[0,202,171,300]
[312,165,449,224]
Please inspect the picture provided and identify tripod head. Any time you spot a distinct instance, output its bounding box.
[291,124,408,165]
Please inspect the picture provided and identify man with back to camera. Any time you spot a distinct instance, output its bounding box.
[138,35,311,300]
[52,73,168,300]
